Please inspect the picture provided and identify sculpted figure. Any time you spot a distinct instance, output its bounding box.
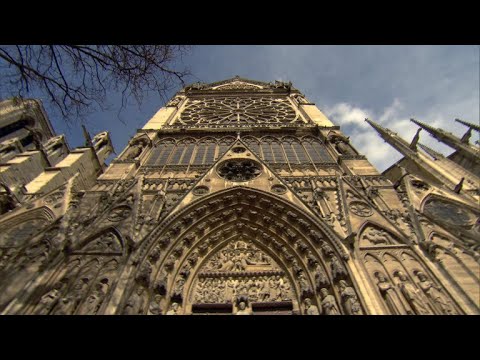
[34,282,63,315]
[298,273,312,297]
[258,276,270,301]
[149,295,163,315]
[236,301,251,315]
[416,272,457,315]
[375,272,406,315]
[279,279,291,301]
[339,280,361,315]
[314,264,329,289]
[53,295,76,315]
[396,272,432,315]
[123,287,145,315]
[330,257,348,280]
[320,288,340,315]
[363,228,390,246]
[123,142,145,160]
[78,284,105,315]
[329,135,357,156]
[304,298,320,315]
[166,302,180,315]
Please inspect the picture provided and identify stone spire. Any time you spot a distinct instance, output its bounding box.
[364,118,417,157]
[410,118,479,161]
[455,118,480,133]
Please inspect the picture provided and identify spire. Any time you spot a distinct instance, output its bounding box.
[82,125,93,147]
[455,118,480,133]
[410,118,479,160]
[365,118,416,157]
[418,143,444,160]
[409,128,422,150]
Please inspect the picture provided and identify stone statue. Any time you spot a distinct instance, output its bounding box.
[320,288,340,315]
[149,295,163,315]
[416,272,457,315]
[330,257,348,280]
[53,295,76,315]
[375,272,406,315]
[123,287,145,315]
[236,301,251,315]
[339,280,361,315]
[123,142,145,160]
[304,298,320,315]
[396,272,432,315]
[329,135,357,156]
[166,302,180,315]
[34,282,63,315]
[314,264,329,289]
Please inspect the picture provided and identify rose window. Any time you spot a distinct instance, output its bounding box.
[177,97,298,127]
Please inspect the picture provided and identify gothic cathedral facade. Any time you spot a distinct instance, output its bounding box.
[0,77,478,315]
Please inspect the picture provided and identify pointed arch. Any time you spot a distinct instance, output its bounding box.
[357,221,402,248]
[121,187,365,315]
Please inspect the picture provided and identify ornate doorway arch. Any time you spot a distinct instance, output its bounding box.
[120,187,364,315]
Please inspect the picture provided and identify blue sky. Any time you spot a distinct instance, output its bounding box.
[46,45,479,172]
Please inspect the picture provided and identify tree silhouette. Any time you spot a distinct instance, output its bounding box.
[0,45,191,122]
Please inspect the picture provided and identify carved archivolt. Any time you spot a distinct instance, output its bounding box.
[124,187,364,315]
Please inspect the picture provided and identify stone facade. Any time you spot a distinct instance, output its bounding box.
[0,77,478,315]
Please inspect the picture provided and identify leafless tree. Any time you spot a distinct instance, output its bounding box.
[0,45,191,122]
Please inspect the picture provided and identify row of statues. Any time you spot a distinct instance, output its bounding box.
[375,271,457,315]
[193,275,292,304]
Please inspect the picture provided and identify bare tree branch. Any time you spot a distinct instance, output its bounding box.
[0,45,192,123]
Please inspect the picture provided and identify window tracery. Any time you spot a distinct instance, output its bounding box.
[174,96,300,127]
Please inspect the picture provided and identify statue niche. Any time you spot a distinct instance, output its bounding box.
[328,134,357,156]
[121,138,148,161]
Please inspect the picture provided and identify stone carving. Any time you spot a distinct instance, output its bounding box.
[203,241,275,273]
[122,141,146,160]
[349,201,373,217]
[338,280,361,315]
[149,295,163,315]
[33,282,64,315]
[314,264,330,289]
[416,272,457,315]
[271,184,287,194]
[82,232,122,254]
[375,272,406,315]
[394,271,432,315]
[361,227,393,246]
[328,134,357,156]
[320,288,340,315]
[217,159,262,182]
[53,295,76,315]
[107,206,132,222]
[236,301,252,315]
[166,302,180,315]
[77,279,109,315]
[123,287,146,315]
[166,96,182,107]
[304,298,320,315]
[193,274,292,304]
[331,257,348,280]
[44,191,64,205]
[192,186,209,196]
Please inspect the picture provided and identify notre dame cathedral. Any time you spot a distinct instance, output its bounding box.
[0,77,478,315]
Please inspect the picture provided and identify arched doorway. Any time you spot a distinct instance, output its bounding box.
[120,187,365,315]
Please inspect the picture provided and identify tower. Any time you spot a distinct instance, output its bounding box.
[0,77,477,315]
